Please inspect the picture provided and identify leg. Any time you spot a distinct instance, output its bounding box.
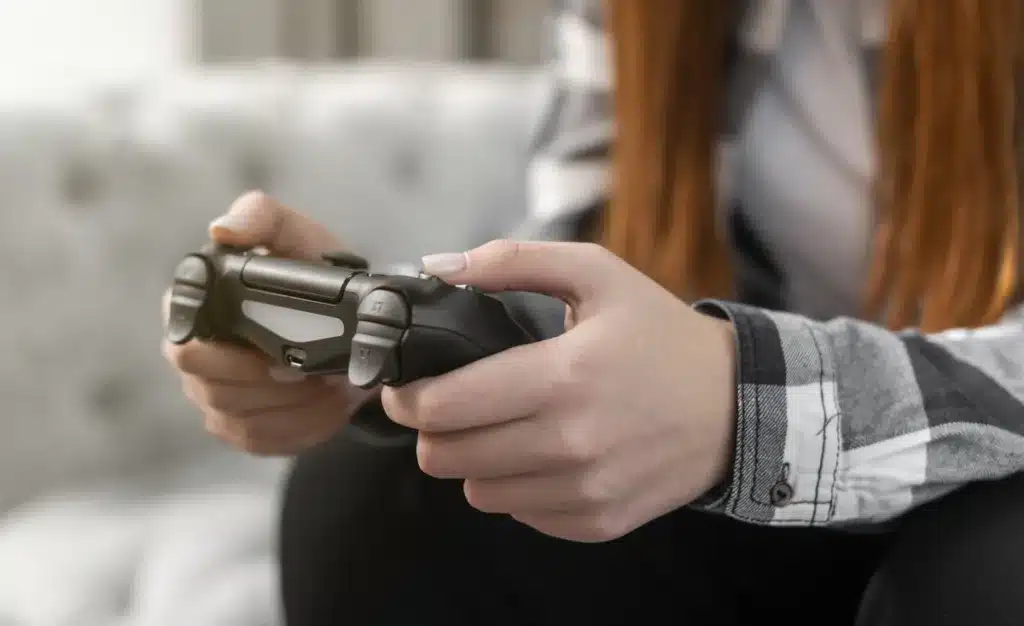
[279,427,888,626]
[857,472,1024,626]
[278,428,739,626]
[279,430,490,626]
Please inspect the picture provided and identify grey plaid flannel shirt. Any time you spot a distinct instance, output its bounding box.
[515,0,1024,528]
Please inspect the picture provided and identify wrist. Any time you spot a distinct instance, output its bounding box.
[706,316,738,490]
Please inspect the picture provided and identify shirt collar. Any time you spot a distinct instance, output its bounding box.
[740,0,887,52]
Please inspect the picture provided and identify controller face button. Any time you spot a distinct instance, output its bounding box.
[357,289,410,328]
[348,322,404,388]
[173,256,210,288]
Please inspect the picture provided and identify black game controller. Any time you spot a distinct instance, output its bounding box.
[165,243,537,391]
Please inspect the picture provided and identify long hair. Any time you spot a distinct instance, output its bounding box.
[602,0,1024,332]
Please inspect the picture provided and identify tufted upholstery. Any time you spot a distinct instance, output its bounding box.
[0,62,549,511]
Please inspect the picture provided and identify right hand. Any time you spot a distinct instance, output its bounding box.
[162,191,376,456]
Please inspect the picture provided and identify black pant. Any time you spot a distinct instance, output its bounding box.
[279,431,1024,626]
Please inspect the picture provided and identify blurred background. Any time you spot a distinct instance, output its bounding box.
[0,1,555,624]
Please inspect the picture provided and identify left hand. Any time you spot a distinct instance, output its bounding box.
[381,240,738,543]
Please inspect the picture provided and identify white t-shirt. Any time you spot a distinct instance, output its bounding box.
[737,0,880,319]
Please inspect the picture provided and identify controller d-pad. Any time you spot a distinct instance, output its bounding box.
[347,289,410,388]
[166,256,211,344]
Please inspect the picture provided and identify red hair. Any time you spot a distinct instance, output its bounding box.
[602,0,1023,331]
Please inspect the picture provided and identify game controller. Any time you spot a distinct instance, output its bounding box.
[165,243,537,391]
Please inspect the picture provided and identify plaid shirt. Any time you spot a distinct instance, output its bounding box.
[515,0,1024,528]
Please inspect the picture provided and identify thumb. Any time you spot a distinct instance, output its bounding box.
[208,191,341,261]
[420,240,614,305]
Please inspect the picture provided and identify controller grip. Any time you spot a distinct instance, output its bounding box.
[399,298,536,383]
[347,285,536,447]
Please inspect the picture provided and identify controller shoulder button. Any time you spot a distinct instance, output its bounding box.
[322,250,370,270]
[165,284,207,344]
[173,255,210,288]
[167,255,215,344]
[357,288,410,327]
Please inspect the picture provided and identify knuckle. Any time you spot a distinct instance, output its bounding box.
[577,471,616,507]
[236,436,285,457]
[183,378,228,412]
[382,387,437,431]
[200,385,236,412]
[409,387,446,432]
[555,420,599,463]
[163,341,191,371]
[378,388,400,421]
[415,435,446,477]
[577,511,629,543]
[554,345,592,394]
[463,480,498,513]
[202,411,235,441]
[181,377,199,405]
[204,413,283,457]
[478,238,521,264]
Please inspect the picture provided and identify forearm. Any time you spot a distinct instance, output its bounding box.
[692,300,1024,528]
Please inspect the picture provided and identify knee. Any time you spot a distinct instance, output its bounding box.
[280,432,426,545]
[856,474,1024,626]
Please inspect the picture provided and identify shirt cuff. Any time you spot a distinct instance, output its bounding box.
[690,299,841,526]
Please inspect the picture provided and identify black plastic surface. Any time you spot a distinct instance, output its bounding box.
[322,250,369,270]
[241,256,348,303]
[165,244,537,443]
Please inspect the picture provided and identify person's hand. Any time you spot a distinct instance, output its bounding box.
[382,240,737,543]
[162,191,375,456]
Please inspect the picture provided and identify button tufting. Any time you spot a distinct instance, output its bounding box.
[61,158,104,207]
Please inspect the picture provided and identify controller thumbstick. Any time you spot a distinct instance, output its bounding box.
[166,255,212,344]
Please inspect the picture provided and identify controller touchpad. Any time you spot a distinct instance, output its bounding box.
[241,301,347,343]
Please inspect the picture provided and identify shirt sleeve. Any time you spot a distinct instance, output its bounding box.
[690,299,1024,528]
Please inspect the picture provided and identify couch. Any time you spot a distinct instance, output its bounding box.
[0,61,550,626]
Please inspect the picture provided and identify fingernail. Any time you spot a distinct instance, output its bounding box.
[269,366,306,383]
[421,252,468,276]
[209,212,249,235]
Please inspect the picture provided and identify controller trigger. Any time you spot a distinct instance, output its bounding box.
[348,324,403,388]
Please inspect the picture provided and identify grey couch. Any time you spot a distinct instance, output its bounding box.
[0,62,550,626]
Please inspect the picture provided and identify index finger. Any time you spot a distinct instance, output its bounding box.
[209,191,341,261]
[381,340,562,433]
[162,338,280,384]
